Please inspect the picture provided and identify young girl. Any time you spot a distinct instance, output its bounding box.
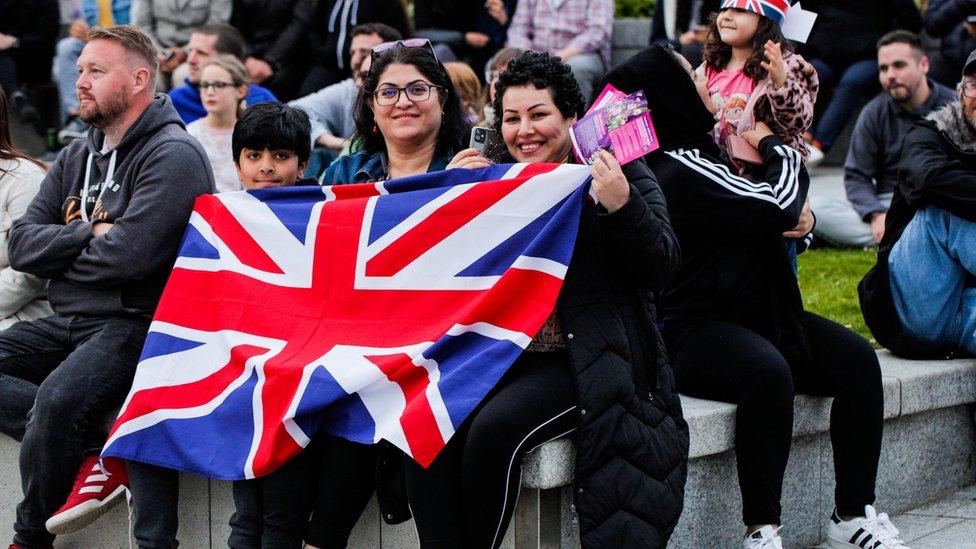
[700,0,819,268]
[700,0,818,171]
[186,56,250,193]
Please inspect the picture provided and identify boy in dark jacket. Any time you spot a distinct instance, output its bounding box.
[860,50,976,359]
[0,25,213,549]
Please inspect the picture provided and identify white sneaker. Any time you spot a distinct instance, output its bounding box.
[806,143,825,168]
[743,525,784,549]
[826,505,910,548]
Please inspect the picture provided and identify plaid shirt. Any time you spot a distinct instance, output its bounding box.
[505,0,613,67]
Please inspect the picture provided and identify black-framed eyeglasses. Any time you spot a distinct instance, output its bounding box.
[372,82,444,106]
[962,80,976,99]
[370,38,437,63]
[199,81,235,91]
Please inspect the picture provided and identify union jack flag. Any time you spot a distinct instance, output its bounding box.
[101,163,591,479]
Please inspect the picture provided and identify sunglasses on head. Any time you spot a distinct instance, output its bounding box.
[370,38,437,63]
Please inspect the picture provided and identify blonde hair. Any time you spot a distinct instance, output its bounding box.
[88,25,160,85]
[201,55,250,115]
[445,62,481,119]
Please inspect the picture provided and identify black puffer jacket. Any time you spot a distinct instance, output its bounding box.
[557,159,688,548]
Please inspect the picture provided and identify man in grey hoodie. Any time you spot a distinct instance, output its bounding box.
[0,25,213,549]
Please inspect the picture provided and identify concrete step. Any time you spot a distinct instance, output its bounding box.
[0,351,972,548]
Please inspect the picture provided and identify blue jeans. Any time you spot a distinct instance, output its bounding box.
[53,37,85,124]
[808,58,879,151]
[889,206,976,356]
[0,314,150,549]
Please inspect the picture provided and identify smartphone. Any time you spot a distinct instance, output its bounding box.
[967,15,976,24]
[469,126,503,158]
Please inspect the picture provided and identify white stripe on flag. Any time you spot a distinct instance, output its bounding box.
[510,255,568,279]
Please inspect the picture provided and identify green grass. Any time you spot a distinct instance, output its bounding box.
[797,248,878,346]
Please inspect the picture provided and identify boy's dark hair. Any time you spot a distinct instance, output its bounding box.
[232,103,312,165]
[353,46,470,157]
[350,23,402,43]
[703,10,794,81]
[194,23,246,61]
[877,30,924,59]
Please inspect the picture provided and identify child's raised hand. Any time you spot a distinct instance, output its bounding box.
[761,40,787,90]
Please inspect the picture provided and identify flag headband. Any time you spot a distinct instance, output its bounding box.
[720,0,790,28]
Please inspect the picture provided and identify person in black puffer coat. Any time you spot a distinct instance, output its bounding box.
[602,45,908,549]
[403,51,689,548]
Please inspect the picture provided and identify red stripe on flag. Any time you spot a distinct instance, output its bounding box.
[109,344,269,438]
[362,164,561,278]
[197,199,285,274]
[364,177,526,276]
[367,353,445,467]
[328,182,384,201]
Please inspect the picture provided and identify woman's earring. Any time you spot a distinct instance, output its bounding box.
[372,123,379,135]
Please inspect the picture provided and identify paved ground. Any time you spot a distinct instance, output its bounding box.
[890,484,976,548]
[811,484,976,548]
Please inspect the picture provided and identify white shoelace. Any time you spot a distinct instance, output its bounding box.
[861,512,905,546]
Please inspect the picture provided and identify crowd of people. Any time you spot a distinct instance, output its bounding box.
[0,0,972,548]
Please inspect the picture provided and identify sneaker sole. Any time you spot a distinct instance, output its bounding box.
[45,485,127,535]
[825,533,897,549]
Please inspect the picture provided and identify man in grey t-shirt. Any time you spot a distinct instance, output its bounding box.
[812,30,955,247]
[289,22,402,177]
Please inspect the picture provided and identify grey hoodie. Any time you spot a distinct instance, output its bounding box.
[9,94,215,317]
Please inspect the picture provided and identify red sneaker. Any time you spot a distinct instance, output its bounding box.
[45,456,128,535]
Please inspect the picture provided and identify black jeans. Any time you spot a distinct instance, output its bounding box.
[664,312,883,526]
[0,314,150,549]
[404,351,577,549]
[228,440,321,549]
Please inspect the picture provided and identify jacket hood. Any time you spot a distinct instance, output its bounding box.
[599,45,717,152]
[926,101,976,153]
[86,94,186,155]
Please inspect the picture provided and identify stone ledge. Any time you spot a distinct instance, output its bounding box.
[522,352,976,489]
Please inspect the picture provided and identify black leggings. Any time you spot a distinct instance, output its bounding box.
[664,312,883,526]
[227,434,378,549]
[404,351,578,549]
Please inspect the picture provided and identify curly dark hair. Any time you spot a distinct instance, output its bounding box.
[702,9,794,82]
[352,46,469,158]
[491,51,585,136]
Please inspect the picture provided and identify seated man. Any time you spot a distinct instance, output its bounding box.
[505,0,612,103]
[288,23,401,177]
[133,0,231,88]
[53,0,131,142]
[168,23,277,124]
[860,49,976,359]
[812,30,955,247]
[0,24,213,548]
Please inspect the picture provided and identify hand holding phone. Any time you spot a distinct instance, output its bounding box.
[469,126,503,159]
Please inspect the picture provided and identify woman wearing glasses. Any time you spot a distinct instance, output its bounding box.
[403,50,688,548]
[321,39,489,184]
[186,56,250,193]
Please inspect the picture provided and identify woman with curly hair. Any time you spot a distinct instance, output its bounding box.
[404,50,689,549]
